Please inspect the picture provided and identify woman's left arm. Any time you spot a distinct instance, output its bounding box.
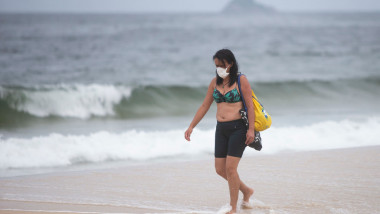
[240,75,255,145]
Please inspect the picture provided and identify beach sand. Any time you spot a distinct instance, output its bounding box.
[1,146,379,214]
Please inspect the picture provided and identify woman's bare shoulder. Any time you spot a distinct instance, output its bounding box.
[239,75,252,88]
[210,77,217,86]
[240,74,248,81]
[240,75,250,83]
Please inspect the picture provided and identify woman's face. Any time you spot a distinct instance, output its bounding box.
[214,58,232,72]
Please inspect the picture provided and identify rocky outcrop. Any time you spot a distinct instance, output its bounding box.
[222,0,276,14]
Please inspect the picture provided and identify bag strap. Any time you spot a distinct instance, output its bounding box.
[237,73,248,113]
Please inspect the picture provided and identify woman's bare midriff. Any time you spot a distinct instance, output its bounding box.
[216,102,244,122]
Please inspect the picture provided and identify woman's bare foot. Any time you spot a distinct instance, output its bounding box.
[241,187,254,209]
[226,209,237,214]
[243,187,254,202]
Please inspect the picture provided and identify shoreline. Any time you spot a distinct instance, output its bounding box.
[1,146,380,213]
[1,145,376,179]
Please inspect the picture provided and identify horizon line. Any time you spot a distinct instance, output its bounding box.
[1,9,380,15]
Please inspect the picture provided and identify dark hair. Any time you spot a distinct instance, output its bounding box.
[213,49,239,87]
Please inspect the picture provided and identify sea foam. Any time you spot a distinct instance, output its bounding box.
[0,117,379,169]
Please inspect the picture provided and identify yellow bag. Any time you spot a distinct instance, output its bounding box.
[238,74,272,131]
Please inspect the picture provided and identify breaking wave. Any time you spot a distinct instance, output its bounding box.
[1,117,379,169]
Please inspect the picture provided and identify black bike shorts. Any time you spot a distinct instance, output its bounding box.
[215,119,247,158]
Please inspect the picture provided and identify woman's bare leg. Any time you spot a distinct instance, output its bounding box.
[215,158,253,201]
[215,158,254,201]
[215,157,254,213]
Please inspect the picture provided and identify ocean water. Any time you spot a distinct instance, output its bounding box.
[1,12,380,177]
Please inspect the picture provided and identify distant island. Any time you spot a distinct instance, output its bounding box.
[222,0,276,14]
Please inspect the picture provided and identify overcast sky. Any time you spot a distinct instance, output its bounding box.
[1,0,380,13]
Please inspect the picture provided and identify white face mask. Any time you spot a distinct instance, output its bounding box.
[216,65,230,79]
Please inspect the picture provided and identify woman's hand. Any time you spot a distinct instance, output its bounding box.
[245,129,255,145]
[184,127,193,141]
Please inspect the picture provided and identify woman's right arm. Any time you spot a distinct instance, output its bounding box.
[184,78,216,141]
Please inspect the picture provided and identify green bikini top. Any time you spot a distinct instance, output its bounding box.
[213,83,242,103]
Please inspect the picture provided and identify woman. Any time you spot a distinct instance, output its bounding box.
[184,49,256,214]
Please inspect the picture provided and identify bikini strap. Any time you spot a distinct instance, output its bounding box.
[235,82,239,93]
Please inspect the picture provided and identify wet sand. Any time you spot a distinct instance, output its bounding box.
[1,146,380,214]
